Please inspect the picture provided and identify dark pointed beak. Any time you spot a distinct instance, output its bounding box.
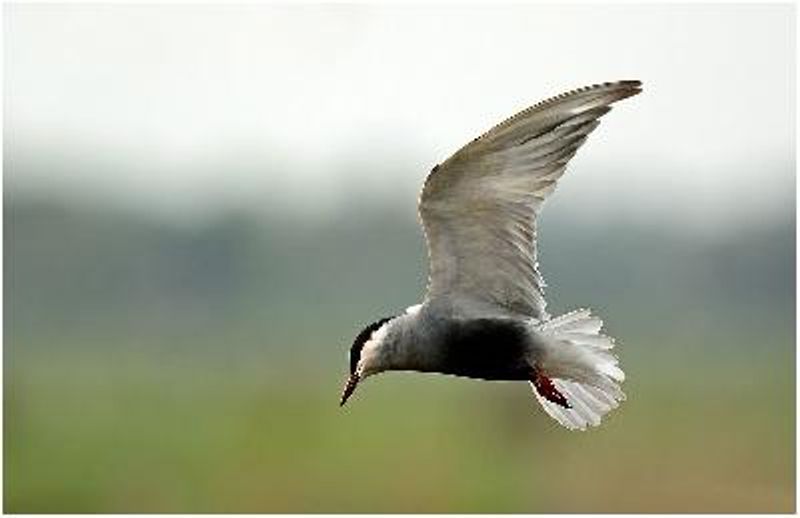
[339,374,359,406]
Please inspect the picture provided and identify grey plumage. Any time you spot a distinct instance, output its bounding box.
[420,80,641,320]
[342,81,641,430]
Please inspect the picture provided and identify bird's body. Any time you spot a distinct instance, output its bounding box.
[341,81,641,430]
[362,302,535,381]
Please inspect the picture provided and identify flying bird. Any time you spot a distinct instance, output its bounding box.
[340,80,641,430]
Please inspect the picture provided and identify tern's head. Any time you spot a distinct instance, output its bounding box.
[339,315,395,406]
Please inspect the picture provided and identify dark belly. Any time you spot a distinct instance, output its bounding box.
[423,318,533,381]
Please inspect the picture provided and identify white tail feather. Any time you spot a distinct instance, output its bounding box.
[532,308,625,430]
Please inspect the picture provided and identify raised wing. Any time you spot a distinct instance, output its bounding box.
[419,81,641,320]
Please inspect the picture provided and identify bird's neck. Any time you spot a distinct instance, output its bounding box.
[376,308,442,373]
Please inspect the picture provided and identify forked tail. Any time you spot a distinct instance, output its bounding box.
[531,308,625,430]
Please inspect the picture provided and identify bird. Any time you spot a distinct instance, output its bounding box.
[340,80,641,430]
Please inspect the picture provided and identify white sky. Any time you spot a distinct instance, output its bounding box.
[4,3,796,231]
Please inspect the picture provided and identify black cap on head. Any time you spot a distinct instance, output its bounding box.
[349,316,392,375]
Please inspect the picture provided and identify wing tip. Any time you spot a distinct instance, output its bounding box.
[616,79,643,88]
[463,80,642,152]
[536,79,643,108]
[607,79,643,101]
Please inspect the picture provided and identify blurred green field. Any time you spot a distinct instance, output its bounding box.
[4,201,795,512]
[5,341,794,513]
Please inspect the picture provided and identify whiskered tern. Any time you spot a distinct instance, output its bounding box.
[341,81,642,430]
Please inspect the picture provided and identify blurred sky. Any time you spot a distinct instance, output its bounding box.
[4,3,796,233]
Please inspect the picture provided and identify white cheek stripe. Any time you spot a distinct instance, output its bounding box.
[359,323,391,374]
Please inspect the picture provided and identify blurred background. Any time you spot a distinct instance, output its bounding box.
[4,3,795,513]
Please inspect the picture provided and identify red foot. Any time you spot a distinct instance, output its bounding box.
[532,370,571,408]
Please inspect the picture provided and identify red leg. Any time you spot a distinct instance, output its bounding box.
[532,368,571,408]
